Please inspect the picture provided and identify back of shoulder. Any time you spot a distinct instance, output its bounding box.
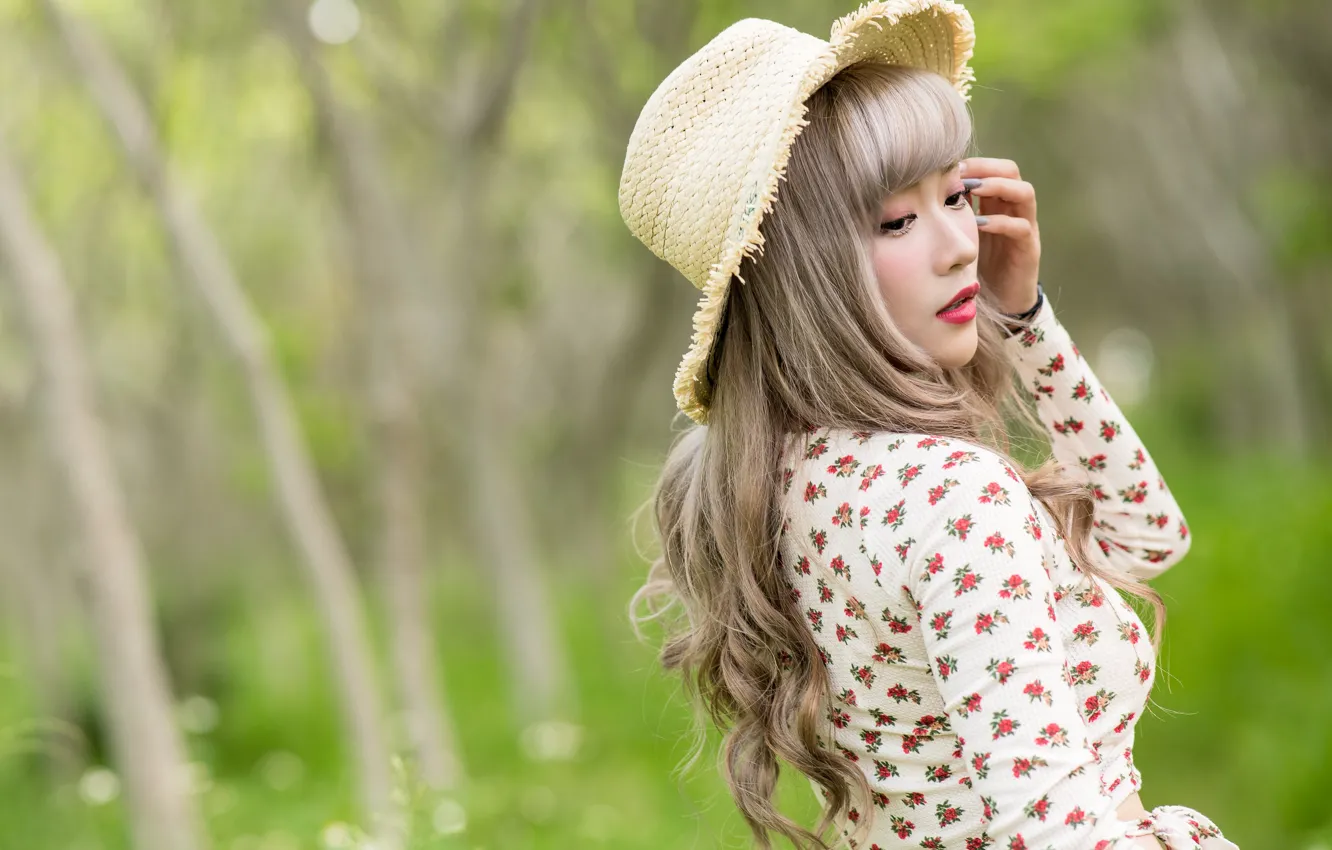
[784,428,1022,502]
[781,429,1044,600]
[783,428,1036,544]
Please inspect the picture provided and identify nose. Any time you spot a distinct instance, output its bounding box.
[940,209,978,276]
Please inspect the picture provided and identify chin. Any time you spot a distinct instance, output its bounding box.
[934,337,979,370]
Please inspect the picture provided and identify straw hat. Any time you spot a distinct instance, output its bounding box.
[618,1,977,425]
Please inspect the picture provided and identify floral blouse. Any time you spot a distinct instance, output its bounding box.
[777,297,1235,848]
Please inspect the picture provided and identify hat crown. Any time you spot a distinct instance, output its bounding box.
[618,19,830,290]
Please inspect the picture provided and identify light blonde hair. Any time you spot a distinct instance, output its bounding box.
[629,62,1166,850]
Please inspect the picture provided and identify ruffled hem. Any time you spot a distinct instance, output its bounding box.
[1105,804,1239,849]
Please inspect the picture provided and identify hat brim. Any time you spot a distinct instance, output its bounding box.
[672,0,975,425]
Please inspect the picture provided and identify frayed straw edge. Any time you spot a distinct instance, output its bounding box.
[831,0,977,101]
[671,46,843,426]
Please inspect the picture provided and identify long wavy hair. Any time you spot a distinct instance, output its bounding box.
[628,62,1167,850]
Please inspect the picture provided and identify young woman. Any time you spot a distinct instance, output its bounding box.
[618,3,1238,848]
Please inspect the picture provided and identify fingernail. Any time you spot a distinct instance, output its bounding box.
[974,215,989,226]
[958,161,967,174]
[962,178,982,190]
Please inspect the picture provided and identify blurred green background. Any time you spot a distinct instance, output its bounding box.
[0,0,1329,848]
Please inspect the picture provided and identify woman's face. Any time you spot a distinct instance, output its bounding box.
[871,163,981,368]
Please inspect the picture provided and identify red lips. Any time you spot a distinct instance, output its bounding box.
[938,282,981,314]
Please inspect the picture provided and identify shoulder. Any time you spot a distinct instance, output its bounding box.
[785,427,1024,493]
[783,428,1033,536]
[781,429,1049,596]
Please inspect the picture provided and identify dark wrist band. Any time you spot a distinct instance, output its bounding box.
[1002,283,1044,320]
[1001,283,1044,334]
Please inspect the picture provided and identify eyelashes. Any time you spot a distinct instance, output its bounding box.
[879,188,972,237]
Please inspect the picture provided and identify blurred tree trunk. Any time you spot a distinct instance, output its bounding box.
[435,165,578,728]
[361,0,578,728]
[462,306,579,727]
[0,395,88,782]
[274,4,464,790]
[0,544,88,782]
[0,134,206,850]
[0,423,88,783]
[541,0,704,582]
[1147,3,1311,452]
[562,257,688,579]
[450,110,579,734]
[37,0,397,831]
[1287,266,1332,443]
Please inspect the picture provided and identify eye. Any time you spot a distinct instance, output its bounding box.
[879,188,973,237]
[879,214,915,236]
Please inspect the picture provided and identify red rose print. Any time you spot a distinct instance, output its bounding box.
[828,454,860,477]
[1023,680,1052,706]
[832,502,854,528]
[1034,722,1068,747]
[923,551,945,578]
[928,477,961,505]
[986,657,1018,684]
[1001,574,1032,600]
[926,763,952,783]
[830,555,849,578]
[873,643,904,664]
[860,729,883,752]
[953,565,981,596]
[946,514,974,540]
[935,655,958,681]
[935,800,964,827]
[882,612,913,633]
[882,499,908,529]
[869,708,895,728]
[1025,794,1051,821]
[989,709,1020,739]
[889,814,914,838]
[898,463,925,487]
[977,480,1011,505]
[859,463,884,490]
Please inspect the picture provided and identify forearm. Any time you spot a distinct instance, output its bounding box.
[1002,292,1190,579]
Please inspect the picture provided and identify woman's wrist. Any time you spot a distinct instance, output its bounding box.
[1000,282,1044,335]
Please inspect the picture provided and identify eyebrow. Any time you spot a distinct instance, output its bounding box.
[883,162,963,200]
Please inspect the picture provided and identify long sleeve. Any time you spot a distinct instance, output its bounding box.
[867,447,1166,848]
[1004,296,1191,580]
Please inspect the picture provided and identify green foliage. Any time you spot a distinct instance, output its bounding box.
[1251,164,1332,275]
[968,0,1168,93]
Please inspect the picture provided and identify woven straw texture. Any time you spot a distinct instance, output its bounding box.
[618,1,976,425]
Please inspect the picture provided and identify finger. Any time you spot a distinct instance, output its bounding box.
[965,176,1035,208]
[960,157,1021,179]
[975,212,1034,238]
